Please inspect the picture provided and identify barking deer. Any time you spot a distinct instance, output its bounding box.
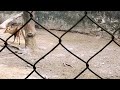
[4,23,25,45]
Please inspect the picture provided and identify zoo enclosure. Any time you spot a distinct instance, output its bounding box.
[0,11,120,79]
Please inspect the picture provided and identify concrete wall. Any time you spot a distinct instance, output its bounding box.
[0,11,120,39]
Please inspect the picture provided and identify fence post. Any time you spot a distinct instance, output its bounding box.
[23,11,38,53]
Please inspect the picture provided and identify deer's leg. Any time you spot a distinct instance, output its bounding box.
[13,35,16,43]
[18,32,20,45]
[19,35,20,45]
[15,33,20,45]
[16,35,18,42]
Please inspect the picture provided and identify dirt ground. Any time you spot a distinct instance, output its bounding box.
[0,28,120,79]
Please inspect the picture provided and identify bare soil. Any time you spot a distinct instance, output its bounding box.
[0,29,120,79]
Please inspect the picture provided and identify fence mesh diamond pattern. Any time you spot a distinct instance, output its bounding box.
[0,11,120,79]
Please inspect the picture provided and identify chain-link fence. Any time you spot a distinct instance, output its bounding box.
[0,11,120,79]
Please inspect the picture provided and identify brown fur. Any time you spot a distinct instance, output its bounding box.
[4,23,25,45]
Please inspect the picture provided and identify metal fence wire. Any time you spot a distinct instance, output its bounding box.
[0,11,120,79]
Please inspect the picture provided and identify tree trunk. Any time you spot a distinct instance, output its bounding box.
[23,11,38,53]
